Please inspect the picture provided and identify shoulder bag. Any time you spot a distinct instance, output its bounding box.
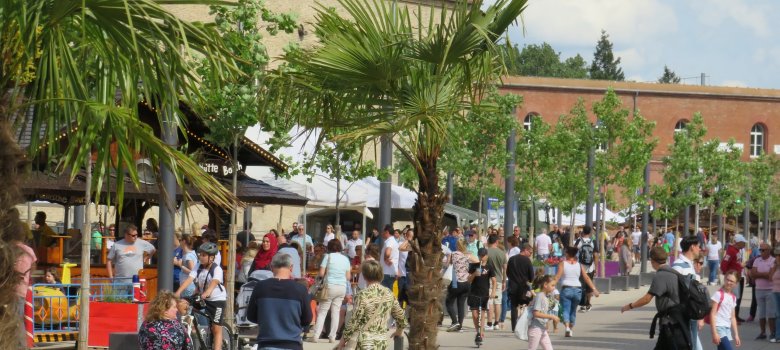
[314,254,331,301]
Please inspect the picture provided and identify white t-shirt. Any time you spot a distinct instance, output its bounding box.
[631,230,642,246]
[672,254,700,281]
[345,238,363,258]
[711,289,737,328]
[707,241,723,261]
[535,234,552,255]
[382,236,400,276]
[323,233,335,246]
[189,263,226,301]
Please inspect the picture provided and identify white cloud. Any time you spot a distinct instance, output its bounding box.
[695,0,771,37]
[614,48,646,72]
[518,0,678,46]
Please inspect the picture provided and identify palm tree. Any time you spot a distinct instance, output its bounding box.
[261,0,528,347]
[1,1,237,348]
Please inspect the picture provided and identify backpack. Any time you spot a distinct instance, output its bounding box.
[199,263,224,293]
[577,238,595,266]
[665,266,711,320]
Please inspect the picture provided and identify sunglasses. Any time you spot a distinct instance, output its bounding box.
[127,234,138,238]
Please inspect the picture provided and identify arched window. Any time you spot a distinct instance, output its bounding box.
[750,124,765,157]
[523,114,534,131]
[674,120,688,133]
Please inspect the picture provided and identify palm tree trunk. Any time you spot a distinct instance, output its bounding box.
[408,156,445,350]
[78,157,92,350]
[0,100,29,348]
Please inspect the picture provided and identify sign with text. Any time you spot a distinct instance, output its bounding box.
[199,160,243,178]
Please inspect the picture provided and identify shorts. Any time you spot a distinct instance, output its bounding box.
[756,289,775,319]
[204,300,226,325]
[468,295,489,310]
[633,245,640,253]
[492,281,504,305]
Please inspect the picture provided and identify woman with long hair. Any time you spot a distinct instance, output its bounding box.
[308,239,351,343]
[446,239,479,332]
[619,236,634,276]
[553,246,600,338]
[252,233,278,271]
[138,291,191,350]
[175,235,197,297]
[336,260,405,349]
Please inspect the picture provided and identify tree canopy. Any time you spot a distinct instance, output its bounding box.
[503,42,588,79]
[658,65,682,84]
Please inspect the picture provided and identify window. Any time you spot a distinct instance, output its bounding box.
[750,123,765,157]
[674,120,688,133]
[523,114,534,131]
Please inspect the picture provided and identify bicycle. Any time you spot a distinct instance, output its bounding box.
[183,295,236,350]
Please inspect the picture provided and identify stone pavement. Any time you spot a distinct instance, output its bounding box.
[305,279,779,350]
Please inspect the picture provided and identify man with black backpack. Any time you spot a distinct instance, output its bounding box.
[575,226,598,312]
[672,236,704,350]
[622,246,711,350]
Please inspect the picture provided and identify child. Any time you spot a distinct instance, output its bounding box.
[468,248,496,346]
[710,270,740,349]
[529,275,558,350]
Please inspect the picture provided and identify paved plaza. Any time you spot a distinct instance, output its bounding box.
[306,276,777,350]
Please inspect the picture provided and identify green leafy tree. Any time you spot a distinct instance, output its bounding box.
[700,139,747,236]
[503,42,588,79]
[437,90,521,220]
[0,0,238,347]
[589,30,624,81]
[515,113,554,240]
[259,0,529,347]
[652,114,709,233]
[658,65,681,84]
[196,0,296,330]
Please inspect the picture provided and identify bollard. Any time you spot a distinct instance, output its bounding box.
[394,335,404,350]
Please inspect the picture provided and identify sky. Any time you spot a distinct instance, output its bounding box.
[498,0,780,89]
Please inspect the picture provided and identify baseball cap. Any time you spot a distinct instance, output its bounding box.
[734,234,747,244]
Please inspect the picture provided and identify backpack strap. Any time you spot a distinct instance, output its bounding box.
[207,263,224,292]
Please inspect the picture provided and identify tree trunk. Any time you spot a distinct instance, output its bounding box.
[407,156,445,350]
[0,106,28,348]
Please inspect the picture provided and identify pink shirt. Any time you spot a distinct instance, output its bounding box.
[754,256,775,290]
[15,242,37,298]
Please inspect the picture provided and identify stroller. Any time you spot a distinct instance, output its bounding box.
[236,270,274,347]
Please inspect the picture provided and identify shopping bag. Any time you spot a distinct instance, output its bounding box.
[514,306,529,340]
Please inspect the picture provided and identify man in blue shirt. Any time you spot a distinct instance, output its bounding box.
[442,227,461,252]
[247,253,312,350]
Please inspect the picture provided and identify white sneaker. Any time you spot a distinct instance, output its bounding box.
[564,327,572,337]
[771,338,779,343]
[485,325,493,331]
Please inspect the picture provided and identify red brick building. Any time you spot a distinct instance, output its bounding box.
[500,76,780,188]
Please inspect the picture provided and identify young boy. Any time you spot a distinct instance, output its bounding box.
[468,248,496,345]
[176,242,226,350]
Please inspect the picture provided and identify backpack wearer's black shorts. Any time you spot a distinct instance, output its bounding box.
[204,300,226,325]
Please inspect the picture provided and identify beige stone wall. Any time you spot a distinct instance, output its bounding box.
[165,0,439,69]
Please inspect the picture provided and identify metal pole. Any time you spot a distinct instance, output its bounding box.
[641,163,650,273]
[361,205,367,263]
[765,199,770,242]
[379,134,392,231]
[77,159,92,349]
[158,109,177,291]
[504,127,516,248]
[585,146,595,230]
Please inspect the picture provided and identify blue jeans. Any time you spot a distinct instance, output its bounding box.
[560,287,582,326]
[773,292,780,337]
[381,275,396,291]
[708,259,719,283]
[717,336,734,350]
[690,320,702,350]
[499,287,509,323]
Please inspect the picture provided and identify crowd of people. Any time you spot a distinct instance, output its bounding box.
[15,212,780,350]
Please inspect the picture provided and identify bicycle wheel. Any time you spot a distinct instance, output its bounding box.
[220,326,233,350]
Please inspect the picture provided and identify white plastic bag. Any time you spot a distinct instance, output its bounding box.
[513,306,529,341]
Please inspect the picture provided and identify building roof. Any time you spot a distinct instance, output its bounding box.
[21,170,308,206]
[501,76,780,102]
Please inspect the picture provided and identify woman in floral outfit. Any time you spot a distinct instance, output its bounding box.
[337,260,406,350]
[138,291,192,350]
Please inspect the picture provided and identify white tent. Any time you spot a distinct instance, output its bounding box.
[559,204,627,226]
